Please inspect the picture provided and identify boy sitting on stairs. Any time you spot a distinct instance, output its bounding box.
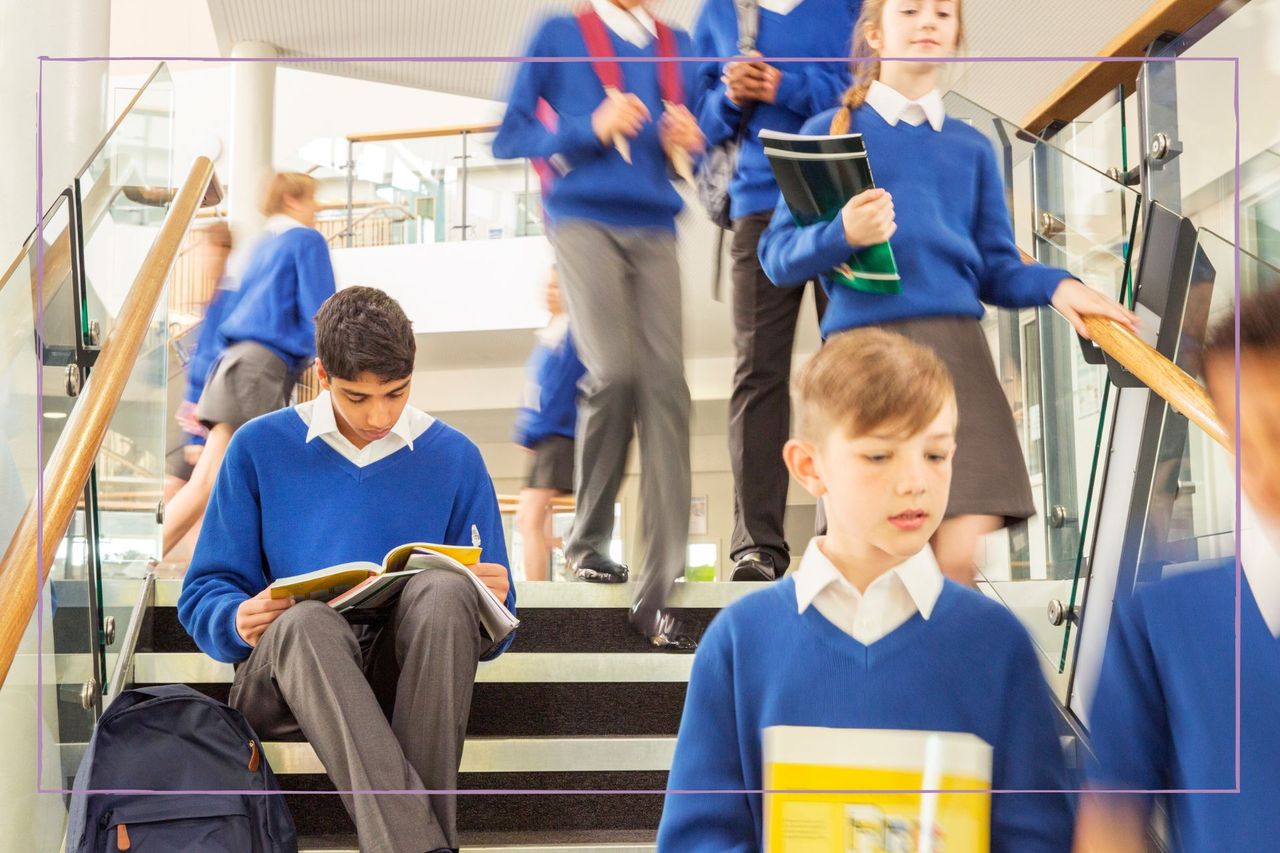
[178,286,516,853]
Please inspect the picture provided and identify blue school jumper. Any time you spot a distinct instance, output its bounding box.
[1087,561,1280,852]
[184,279,240,404]
[657,577,1074,852]
[491,14,700,231]
[213,227,336,374]
[514,330,588,449]
[758,106,1071,339]
[692,0,860,220]
[177,409,516,664]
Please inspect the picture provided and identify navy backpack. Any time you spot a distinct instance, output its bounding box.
[66,684,297,852]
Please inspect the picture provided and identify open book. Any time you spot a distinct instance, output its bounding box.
[268,542,518,645]
[762,726,992,852]
[760,128,901,295]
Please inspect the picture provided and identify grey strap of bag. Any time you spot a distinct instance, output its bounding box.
[712,0,761,301]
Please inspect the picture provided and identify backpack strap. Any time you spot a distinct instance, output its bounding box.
[576,6,684,105]
[530,97,562,196]
[576,7,624,92]
[654,21,684,106]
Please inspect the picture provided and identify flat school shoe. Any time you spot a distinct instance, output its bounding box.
[572,553,630,583]
[730,550,778,582]
[630,604,698,652]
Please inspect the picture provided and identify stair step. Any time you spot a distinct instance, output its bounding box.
[300,829,655,851]
[86,578,769,609]
[93,652,694,684]
[141,605,725,654]
[61,736,676,776]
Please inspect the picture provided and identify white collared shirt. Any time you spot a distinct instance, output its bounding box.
[264,213,307,235]
[759,0,806,14]
[864,80,946,132]
[590,0,657,48]
[793,537,945,644]
[295,390,435,468]
[1241,496,1280,638]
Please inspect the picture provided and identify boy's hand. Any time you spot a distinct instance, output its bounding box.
[1050,278,1140,340]
[841,188,896,248]
[659,104,706,155]
[235,589,293,648]
[175,400,207,437]
[469,562,511,603]
[592,92,650,144]
[722,57,780,105]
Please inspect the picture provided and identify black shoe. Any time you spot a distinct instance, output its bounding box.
[731,551,778,582]
[572,553,630,583]
[630,604,698,652]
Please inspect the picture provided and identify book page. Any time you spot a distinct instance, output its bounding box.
[268,562,379,601]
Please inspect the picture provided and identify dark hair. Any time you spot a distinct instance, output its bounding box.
[314,287,416,381]
[1202,289,1280,391]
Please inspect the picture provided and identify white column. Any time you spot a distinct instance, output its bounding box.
[227,41,278,243]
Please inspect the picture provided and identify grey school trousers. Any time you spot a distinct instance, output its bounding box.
[229,570,486,853]
[551,220,692,615]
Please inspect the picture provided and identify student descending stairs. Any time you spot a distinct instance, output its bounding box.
[59,573,766,852]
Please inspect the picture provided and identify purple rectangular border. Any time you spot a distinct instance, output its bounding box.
[35,51,1244,799]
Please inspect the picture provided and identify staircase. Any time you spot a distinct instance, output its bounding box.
[57,576,766,852]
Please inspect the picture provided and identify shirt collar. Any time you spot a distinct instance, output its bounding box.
[794,537,944,619]
[865,80,946,132]
[590,0,657,49]
[265,213,307,234]
[1241,496,1280,637]
[304,389,418,452]
[758,0,806,13]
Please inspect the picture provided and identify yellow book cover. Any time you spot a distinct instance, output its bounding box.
[268,542,482,601]
[763,726,993,853]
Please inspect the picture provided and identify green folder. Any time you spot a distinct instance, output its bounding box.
[760,129,900,295]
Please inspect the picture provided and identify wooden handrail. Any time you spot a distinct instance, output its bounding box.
[346,123,500,144]
[1017,249,1227,448]
[1020,0,1223,135]
[0,156,217,690]
[1082,315,1229,450]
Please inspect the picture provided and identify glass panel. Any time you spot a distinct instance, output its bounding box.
[334,128,543,248]
[1130,231,1280,586]
[78,65,174,345]
[944,95,1143,677]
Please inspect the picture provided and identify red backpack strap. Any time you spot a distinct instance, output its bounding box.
[576,7,624,91]
[654,20,684,106]
[530,98,561,193]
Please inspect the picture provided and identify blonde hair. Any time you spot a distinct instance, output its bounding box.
[792,328,955,442]
[830,0,967,134]
[260,172,317,217]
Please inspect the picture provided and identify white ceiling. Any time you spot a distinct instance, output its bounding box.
[207,0,1164,125]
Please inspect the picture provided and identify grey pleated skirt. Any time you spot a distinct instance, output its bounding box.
[868,315,1036,525]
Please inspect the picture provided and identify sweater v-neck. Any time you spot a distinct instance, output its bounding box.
[775,575,955,666]
[297,416,445,483]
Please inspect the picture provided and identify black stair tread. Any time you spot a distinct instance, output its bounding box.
[142,681,687,737]
[142,607,722,654]
[297,829,656,849]
[285,771,669,835]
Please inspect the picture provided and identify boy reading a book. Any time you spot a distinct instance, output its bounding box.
[178,286,515,853]
[1075,289,1280,852]
[657,328,1072,851]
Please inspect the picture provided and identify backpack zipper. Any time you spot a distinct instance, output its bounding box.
[116,822,131,850]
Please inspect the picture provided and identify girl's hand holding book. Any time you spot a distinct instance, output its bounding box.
[1050,278,1140,340]
[841,188,896,249]
[592,92,650,144]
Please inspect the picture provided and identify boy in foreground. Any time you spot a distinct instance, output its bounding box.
[179,287,515,853]
[658,328,1072,851]
[1076,289,1280,852]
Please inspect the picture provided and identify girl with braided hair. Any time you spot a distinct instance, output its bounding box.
[759,0,1137,585]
